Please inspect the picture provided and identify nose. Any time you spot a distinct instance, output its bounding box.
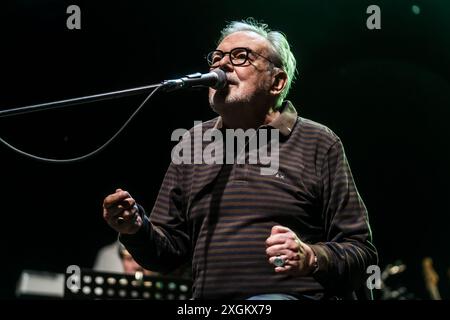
[218,54,234,72]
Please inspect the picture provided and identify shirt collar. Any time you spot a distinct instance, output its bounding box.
[213,100,298,137]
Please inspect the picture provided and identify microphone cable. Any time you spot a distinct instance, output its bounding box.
[0,85,162,163]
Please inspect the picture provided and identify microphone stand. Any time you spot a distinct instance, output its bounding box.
[0,71,221,162]
[0,83,162,118]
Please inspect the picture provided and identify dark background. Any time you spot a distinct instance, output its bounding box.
[1,0,449,299]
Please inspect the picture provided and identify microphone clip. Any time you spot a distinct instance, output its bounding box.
[160,69,227,92]
[161,72,204,92]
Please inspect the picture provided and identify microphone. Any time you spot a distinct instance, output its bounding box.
[161,69,227,92]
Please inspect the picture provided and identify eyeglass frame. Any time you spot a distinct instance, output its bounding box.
[206,47,280,68]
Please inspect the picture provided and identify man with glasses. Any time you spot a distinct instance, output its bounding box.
[102,19,377,300]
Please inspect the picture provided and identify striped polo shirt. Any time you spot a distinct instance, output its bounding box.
[120,101,377,299]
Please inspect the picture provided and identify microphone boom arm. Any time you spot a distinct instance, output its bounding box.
[0,69,226,118]
[0,83,162,118]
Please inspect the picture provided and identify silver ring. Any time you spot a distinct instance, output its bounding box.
[116,216,125,225]
[273,256,285,267]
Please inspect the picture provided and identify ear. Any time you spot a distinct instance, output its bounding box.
[270,69,288,96]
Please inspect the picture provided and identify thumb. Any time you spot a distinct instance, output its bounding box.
[271,225,290,235]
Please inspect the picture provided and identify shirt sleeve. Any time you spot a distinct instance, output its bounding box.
[119,162,190,273]
[309,139,378,293]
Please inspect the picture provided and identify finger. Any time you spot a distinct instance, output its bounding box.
[116,211,137,226]
[275,265,294,273]
[104,206,125,219]
[103,191,131,209]
[117,197,136,210]
[119,212,142,234]
[266,243,288,257]
[104,191,130,209]
[104,199,136,220]
[105,204,137,224]
[121,206,138,221]
[267,246,301,260]
[266,238,301,255]
[268,255,297,273]
[270,256,300,270]
[265,233,296,247]
[295,238,305,254]
[270,225,292,235]
[268,255,288,265]
[113,205,138,224]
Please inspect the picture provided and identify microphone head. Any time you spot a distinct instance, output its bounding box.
[211,69,228,90]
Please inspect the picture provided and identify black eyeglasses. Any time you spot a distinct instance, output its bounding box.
[206,47,277,68]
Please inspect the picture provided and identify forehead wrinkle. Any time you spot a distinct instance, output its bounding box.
[217,31,272,56]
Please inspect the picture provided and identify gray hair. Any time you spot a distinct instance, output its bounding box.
[218,18,297,106]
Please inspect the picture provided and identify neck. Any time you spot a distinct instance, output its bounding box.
[221,104,280,130]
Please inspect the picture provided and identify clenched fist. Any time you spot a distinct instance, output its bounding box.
[265,225,317,276]
[103,188,143,234]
